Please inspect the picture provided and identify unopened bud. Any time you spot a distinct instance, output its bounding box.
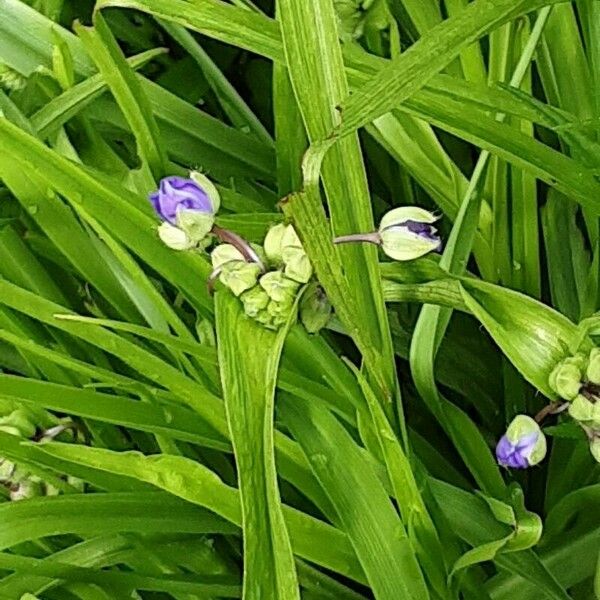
[158,222,196,251]
[259,271,300,303]
[586,348,600,385]
[496,415,547,469]
[548,355,586,400]
[300,282,332,333]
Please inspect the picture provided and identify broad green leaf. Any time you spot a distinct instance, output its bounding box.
[215,291,300,599]
[337,0,568,134]
[35,443,366,583]
[459,278,587,398]
[280,396,429,600]
[0,492,237,550]
[278,0,397,406]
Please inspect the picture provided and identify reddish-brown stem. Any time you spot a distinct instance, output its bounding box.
[534,401,569,424]
[212,225,265,271]
[207,266,222,296]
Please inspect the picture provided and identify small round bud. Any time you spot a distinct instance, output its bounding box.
[300,282,332,334]
[176,209,215,244]
[220,262,261,297]
[496,415,547,469]
[568,394,595,424]
[157,222,196,251]
[264,223,287,266]
[548,355,586,400]
[586,348,600,385]
[378,206,442,261]
[259,271,300,303]
[240,286,270,318]
[211,244,245,269]
[284,251,313,284]
[0,409,37,439]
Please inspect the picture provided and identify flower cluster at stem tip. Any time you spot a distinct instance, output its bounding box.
[495,347,600,470]
[549,348,600,462]
[149,174,445,330]
[149,173,332,332]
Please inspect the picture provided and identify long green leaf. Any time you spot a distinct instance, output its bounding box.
[215,291,300,599]
[281,396,429,600]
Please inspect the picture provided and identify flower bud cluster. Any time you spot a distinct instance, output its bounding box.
[211,224,330,331]
[549,348,600,462]
[0,402,80,500]
[150,174,332,332]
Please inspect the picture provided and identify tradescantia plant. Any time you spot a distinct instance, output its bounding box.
[0,0,598,599]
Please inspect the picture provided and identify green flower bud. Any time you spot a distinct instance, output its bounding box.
[586,348,600,385]
[568,394,595,423]
[211,244,245,269]
[241,286,270,318]
[158,222,196,251]
[176,209,215,244]
[0,409,37,439]
[378,206,442,261]
[300,282,332,334]
[548,355,586,400]
[220,262,261,297]
[259,271,300,303]
[590,437,600,464]
[264,223,287,266]
[284,250,313,284]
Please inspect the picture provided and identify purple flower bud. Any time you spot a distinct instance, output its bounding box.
[496,415,547,469]
[149,176,214,225]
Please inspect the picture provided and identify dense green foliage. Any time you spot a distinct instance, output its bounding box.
[0,0,599,598]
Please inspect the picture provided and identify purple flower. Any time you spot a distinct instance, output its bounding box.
[149,172,221,250]
[150,176,214,225]
[496,415,547,469]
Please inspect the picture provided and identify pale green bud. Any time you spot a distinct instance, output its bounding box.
[586,348,600,384]
[568,395,600,428]
[241,286,270,318]
[176,209,215,244]
[284,250,313,284]
[158,222,195,251]
[264,223,287,266]
[300,282,332,334]
[259,271,300,303]
[189,171,221,213]
[211,244,245,269]
[0,409,37,439]
[568,395,595,423]
[378,206,441,261]
[220,262,261,297]
[549,356,586,400]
